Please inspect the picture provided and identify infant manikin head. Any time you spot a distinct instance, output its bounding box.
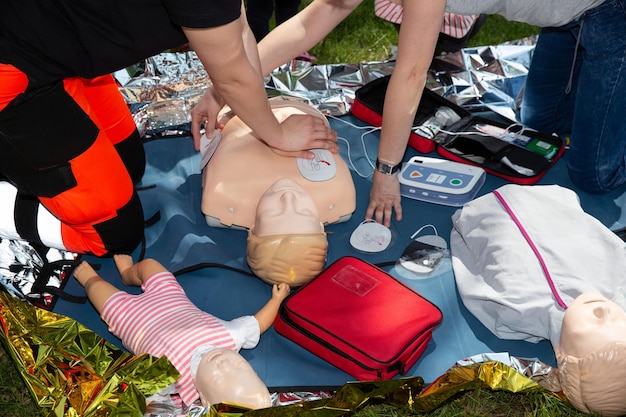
[193,347,271,409]
[246,178,328,286]
[555,292,626,417]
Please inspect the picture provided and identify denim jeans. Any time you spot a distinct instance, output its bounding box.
[519,0,626,193]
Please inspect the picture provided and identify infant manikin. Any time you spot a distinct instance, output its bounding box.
[247,178,328,286]
[555,292,626,417]
[193,347,271,409]
[72,255,290,410]
[201,97,355,229]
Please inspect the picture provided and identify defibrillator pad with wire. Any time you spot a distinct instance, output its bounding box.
[351,75,565,185]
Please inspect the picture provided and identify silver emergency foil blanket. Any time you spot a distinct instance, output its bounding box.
[116,37,536,138]
[139,354,555,417]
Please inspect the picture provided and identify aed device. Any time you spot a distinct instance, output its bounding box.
[399,156,485,206]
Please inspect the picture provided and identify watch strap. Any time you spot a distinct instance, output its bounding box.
[375,159,402,175]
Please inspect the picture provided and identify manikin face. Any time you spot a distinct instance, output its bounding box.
[559,292,626,358]
[253,178,323,237]
[194,348,271,409]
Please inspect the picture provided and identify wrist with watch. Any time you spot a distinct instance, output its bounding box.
[375,158,402,175]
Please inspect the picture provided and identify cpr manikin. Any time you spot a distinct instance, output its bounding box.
[201,97,356,229]
[193,347,270,409]
[555,293,626,417]
[450,184,626,416]
[246,178,328,286]
[72,255,289,409]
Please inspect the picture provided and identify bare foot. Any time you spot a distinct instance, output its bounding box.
[113,254,135,284]
[73,261,99,286]
[114,254,133,272]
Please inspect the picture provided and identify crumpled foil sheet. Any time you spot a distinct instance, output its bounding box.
[1,286,567,416]
[413,360,544,413]
[142,353,560,417]
[427,37,537,121]
[117,37,536,138]
[143,357,560,417]
[0,291,179,416]
[119,52,210,139]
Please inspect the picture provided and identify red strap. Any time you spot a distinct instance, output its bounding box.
[492,189,569,309]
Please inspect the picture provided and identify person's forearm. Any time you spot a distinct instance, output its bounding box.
[185,20,284,142]
[124,258,168,284]
[258,0,362,74]
[212,67,282,141]
[377,78,425,166]
[378,0,446,164]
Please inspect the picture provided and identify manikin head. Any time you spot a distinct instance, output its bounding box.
[193,348,271,409]
[555,292,626,417]
[246,178,328,286]
[251,177,325,237]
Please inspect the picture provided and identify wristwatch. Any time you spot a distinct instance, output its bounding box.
[375,158,402,175]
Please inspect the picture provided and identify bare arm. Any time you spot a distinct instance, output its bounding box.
[257,0,363,74]
[186,12,337,157]
[366,0,446,226]
[254,283,290,334]
[185,15,279,145]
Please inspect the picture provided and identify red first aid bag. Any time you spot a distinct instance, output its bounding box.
[351,75,565,185]
[274,256,443,381]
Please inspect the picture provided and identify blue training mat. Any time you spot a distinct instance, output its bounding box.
[54,114,626,389]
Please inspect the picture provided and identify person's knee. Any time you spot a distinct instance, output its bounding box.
[93,193,145,254]
[114,130,145,184]
[569,173,606,194]
[567,162,624,194]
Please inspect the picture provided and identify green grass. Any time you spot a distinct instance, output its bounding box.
[0,338,595,417]
[303,0,540,64]
[0,6,550,417]
[0,347,43,417]
[354,389,595,417]
[302,0,398,64]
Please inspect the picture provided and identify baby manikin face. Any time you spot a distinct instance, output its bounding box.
[195,348,271,409]
[559,292,626,358]
[253,178,323,237]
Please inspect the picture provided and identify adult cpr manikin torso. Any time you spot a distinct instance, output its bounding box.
[202,97,355,229]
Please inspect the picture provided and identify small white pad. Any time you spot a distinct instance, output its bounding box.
[297,149,336,181]
[199,129,222,170]
[349,221,392,253]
